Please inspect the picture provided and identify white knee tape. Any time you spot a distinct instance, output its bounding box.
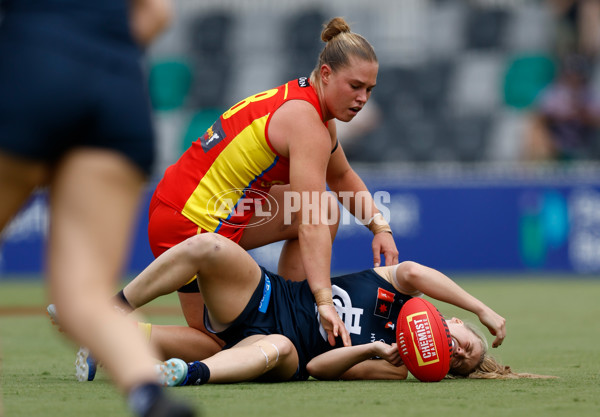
[258,343,280,370]
[259,346,269,367]
[271,343,280,363]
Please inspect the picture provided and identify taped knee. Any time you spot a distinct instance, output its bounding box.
[256,342,280,371]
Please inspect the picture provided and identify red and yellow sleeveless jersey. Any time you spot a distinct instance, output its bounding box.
[154,77,325,242]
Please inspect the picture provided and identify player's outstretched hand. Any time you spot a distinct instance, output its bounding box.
[478,307,506,348]
[317,304,351,347]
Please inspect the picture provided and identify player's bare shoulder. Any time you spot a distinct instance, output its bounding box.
[269,100,330,158]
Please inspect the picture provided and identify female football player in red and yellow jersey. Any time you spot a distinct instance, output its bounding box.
[119,16,399,360]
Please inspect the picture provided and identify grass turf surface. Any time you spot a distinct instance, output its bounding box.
[0,277,599,417]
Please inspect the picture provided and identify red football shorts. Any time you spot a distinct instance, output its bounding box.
[147,196,206,258]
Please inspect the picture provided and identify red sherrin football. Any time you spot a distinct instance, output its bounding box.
[396,298,453,382]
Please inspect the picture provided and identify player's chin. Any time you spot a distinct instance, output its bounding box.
[338,109,359,122]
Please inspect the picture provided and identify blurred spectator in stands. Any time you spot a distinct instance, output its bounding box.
[550,0,600,58]
[523,54,600,161]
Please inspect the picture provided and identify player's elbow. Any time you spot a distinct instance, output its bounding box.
[397,261,425,286]
[398,260,422,278]
[306,362,337,380]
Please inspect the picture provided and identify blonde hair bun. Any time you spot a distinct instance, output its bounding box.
[321,17,351,42]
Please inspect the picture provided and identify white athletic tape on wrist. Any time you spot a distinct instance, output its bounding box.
[367,213,393,235]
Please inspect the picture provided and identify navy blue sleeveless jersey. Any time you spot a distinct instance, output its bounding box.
[0,0,155,175]
[209,267,414,381]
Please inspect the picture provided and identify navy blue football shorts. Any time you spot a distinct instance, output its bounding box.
[0,11,155,175]
[204,268,310,381]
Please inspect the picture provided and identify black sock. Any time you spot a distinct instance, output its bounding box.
[128,383,163,417]
[113,289,134,313]
[130,383,195,417]
[184,361,210,386]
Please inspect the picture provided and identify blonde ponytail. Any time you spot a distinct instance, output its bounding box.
[465,355,558,380]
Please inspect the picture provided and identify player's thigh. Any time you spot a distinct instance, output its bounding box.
[238,185,299,250]
[48,148,144,299]
[184,233,263,327]
[0,151,48,231]
[239,185,340,250]
[176,291,224,348]
[177,291,206,330]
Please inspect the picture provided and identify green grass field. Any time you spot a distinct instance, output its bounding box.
[1,276,599,417]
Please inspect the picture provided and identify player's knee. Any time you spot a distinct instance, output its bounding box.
[255,335,294,370]
[270,335,295,359]
[182,233,225,265]
[257,343,279,371]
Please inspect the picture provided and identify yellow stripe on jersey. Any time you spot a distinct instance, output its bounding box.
[181,114,277,231]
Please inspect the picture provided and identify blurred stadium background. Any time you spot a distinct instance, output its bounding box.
[2,0,600,278]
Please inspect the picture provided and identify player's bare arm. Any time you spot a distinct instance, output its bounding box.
[306,341,405,380]
[377,262,506,348]
[269,100,351,347]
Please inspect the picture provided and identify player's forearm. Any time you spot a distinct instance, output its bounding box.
[400,262,488,316]
[329,171,392,237]
[306,343,377,380]
[328,169,377,220]
[298,223,332,296]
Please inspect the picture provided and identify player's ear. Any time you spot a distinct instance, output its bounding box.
[320,64,332,84]
[449,317,463,325]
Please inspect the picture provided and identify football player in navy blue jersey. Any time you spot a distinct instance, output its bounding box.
[112,233,534,383]
[0,1,196,415]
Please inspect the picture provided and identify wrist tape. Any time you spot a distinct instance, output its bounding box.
[367,213,393,235]
[314,288,334,306]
